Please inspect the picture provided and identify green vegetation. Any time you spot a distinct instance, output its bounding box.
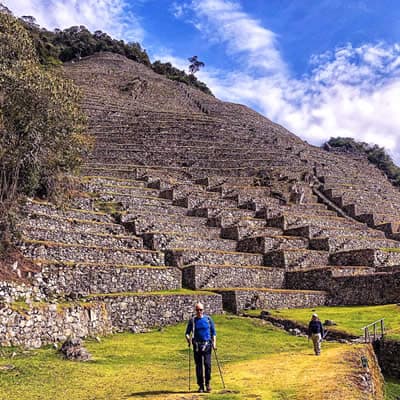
[0,11,89,208]
[246,304,400,340]
[0,315,375,400]
[324,137,400,186]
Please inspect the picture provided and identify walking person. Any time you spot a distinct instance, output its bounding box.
[308,313,324,355]
[185,302,217,393]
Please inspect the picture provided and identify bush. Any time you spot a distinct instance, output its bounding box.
[0,11,90,206]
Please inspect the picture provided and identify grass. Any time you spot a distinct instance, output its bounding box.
[245,304,400,340]
[0,315,380,400]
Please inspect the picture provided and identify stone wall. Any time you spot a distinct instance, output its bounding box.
[374,339,400,378]
[92,293,223,332]
[286,270,400,305]
[39,263,181,297]
[0,301,111,348]
[217,289,328,313]
[182,265,284,290]
[0,280,44,303]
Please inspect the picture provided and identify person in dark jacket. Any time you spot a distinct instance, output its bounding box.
[185,302,216,393]
[308,313,324,355]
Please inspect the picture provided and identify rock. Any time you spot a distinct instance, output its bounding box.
[324,320,337,326]
[60,338,91,361]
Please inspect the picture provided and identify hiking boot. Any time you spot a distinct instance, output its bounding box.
[206,384,212,392]
[198,386,204,393]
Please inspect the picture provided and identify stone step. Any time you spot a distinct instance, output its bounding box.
[331,248,400,268]
[257,207,336,220]
[237,235,309,253]
[20,240,164,265]
[81,175,148,188]
[264,249,330,270]
[89,192,172,209]
[357,213,400,227]
[88,290,223,332]
[165,248,264,268]
[39,261,181,296]
[124,219,220,241]
[195,176,256,188]
[284,225,385,239]
[267,214,365,231]
[159,185,214,201]
[190,208,255,227]
[81,166,139,180]
[221,219,282,240]
[81,182,160,197]
[182,264,284,290]
[24,200,113,223]
[173,194,236,209]
[18,212,125,235]
[20,227,143,249]
[310,236,400,253]
[142,232,237,251]
[213,288,328,313]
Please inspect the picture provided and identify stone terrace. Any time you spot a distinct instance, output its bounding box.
[3,52,400,347]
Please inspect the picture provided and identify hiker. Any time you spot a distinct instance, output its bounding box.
[185,302,217,393]
[308,313,324,355]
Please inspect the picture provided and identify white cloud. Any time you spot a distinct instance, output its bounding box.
[3,0,144,42]
[177,0,400,164]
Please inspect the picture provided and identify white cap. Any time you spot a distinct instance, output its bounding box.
[312,313,318,318]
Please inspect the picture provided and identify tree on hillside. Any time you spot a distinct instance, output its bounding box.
[188,56,205,74]
[0,11,89,206]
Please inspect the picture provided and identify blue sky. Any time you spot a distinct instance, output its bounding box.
[5,0,400,163]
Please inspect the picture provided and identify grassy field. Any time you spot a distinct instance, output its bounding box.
[0,315,380,400]
[245,304,400,340]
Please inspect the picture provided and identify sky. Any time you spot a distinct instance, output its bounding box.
[4,0,400,163]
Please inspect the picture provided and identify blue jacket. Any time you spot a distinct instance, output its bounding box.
[185,315,216,342]
[308,320,324,336]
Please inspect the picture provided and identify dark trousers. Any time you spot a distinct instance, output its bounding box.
[193,343,212,388]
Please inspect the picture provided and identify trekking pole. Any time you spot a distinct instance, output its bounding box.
[188,344,191,392]
[213,346,226,389]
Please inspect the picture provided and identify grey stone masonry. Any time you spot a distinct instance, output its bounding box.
[375,339,400,379]
[215,288,328,313]
[328,272,400,305]
[24,200,113,223]
[21,240,164,265]
[90,292,223,332]
[267,214,364,231]
[39,262,181,296]
[165,248,264,268]
[0,280,44,303]
[20,212,125,235]
[285,266,376,292]
[220,219,282,240]
[124,215,220,238]
[0,301,112,348]
[310,237,400,253]
[237,235,308,253]
[20,226,143,249]
[142,232,237,252]
[284,225,385,240]
[330,249,400,268]
[182,264,284,290]
[264,249,330,270]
